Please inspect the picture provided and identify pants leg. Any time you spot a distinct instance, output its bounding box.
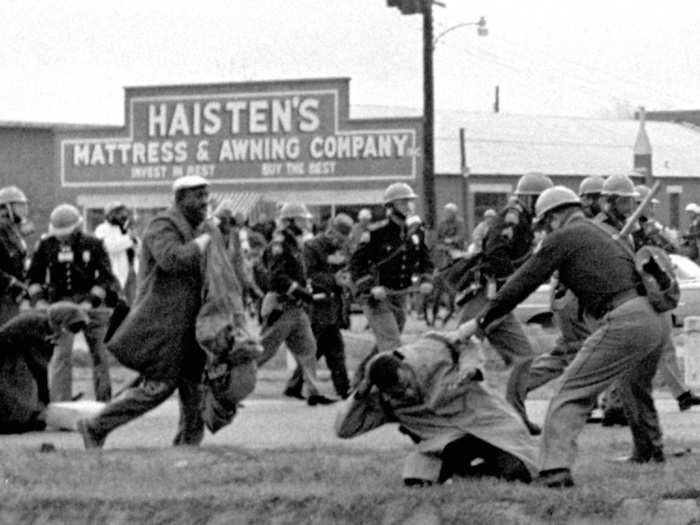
[316,324,349,397]
[658,314,686,399]
[439,434,532,483]
[49,330,75,402]
[258,309,295,367]
[484,313,536,423]
[363,297,403,353]
[616,340,664,458]
[173,373,205,446]
[88,377,175,438]
[285,308,324,397]
[539,297,667,472]
[83,308,112,401]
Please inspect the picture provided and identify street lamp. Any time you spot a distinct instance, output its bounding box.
[433,17,488,48]
[386,1,487,231]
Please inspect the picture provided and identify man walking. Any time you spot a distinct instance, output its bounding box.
[77,175,213,448]
[256,202,334,406]
[284,213,355,400]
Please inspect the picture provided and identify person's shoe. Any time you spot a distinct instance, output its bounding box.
[601,408,628,427]
[283,387,304,400]
[76,418,106,449]
[677,391,700,411]
[586,408,603,423]
[307,394,337,406]
[611,447,665,464]
[534,468,575,489]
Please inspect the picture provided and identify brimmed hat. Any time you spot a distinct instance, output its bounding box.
[172,175,210,192]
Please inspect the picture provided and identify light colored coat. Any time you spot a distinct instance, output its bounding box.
[335,335,538,481]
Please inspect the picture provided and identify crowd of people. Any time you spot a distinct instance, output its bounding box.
[1,170,699,490]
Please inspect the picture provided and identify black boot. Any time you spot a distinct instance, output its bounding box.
[677,391,700,411]
[601,407,628,427]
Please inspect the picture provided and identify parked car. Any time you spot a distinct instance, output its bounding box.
[514,254,700,328]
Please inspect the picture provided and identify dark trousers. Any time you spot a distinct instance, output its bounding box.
[438,434,532,483]
[88,374,204,446]
[286,323,350,398]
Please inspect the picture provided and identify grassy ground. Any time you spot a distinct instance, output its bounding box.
[9,314,698,524]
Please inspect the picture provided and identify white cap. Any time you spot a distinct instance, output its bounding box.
[685,203,699,213]
[172,175,210,192]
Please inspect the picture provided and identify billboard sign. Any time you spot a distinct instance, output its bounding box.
[58,78,422,188]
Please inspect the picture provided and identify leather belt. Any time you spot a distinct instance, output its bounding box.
[606,288,639,312]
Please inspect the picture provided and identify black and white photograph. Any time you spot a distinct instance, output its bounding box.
[3,1,700,523]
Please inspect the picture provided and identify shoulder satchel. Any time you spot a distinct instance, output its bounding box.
[587,220,680,313]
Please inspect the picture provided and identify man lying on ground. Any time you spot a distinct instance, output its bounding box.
[334,332,538,486]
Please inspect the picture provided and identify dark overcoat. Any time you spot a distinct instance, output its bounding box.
[107,206,204,381]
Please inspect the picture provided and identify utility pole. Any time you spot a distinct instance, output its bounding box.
[422,1,436,230]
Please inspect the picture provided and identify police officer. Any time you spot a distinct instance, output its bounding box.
[256,202,334,406]
[284,213,355,399]
[578,176,605,218]
[0,186,31,326]
[456,185,669,488]
[458,172,553,434]
[349,183,433,359]
[511,182,604,433]
[595,174,645,425]
[27,203,118,402]
[632,184,700,411]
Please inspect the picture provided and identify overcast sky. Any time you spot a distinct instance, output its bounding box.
[2,0,699,125]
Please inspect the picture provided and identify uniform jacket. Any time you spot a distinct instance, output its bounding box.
[349,217,433,291]
[0,224,26,291]
[0,224,27,325]
[335,335,538,481]
[480,212,642,328]
[27,230,117,304]
[107,206,204,381]
[481,200,534,281]
[263,227,308,298]
[304,233,348,327]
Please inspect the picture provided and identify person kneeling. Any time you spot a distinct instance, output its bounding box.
[334,332,537,486]
[0,302,88,433]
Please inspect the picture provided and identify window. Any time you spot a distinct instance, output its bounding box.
[669,192,680,230]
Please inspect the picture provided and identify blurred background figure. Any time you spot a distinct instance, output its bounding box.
[0,186,31,325]
[348,208,373,252]
[682,203,700,261]
[94,202,138,305]
[469,208,496,255]
[251,212,276,242]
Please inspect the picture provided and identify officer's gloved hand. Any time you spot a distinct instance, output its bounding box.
[79,301,92,311]
[370,286,387,301]
[419,282,433,295]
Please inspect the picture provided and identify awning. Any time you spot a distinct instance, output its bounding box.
[264,189,384,205]
[210,191,275,224]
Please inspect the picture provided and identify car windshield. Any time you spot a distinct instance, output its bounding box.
[671,254,700,281]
